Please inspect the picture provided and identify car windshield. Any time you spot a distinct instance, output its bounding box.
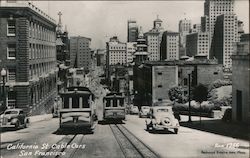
[142,107,149,109]
[156,109,168,113]
[5,111,18,114]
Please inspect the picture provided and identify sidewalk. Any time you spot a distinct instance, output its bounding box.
[180,115,250,141]
[28,114,52,123]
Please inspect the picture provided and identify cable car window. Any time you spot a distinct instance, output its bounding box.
[119,99,124,107]
[113,99,118,107]
[72,96,79,108]
[63,96,69,108]
[83,97,89,108]
[106,99,111,107]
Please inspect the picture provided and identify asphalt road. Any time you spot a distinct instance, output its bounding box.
[0,115,249,158]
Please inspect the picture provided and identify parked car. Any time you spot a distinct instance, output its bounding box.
[146,106,180,134]
[130,106,139,114]
[139,106,150,118]
[0,109,29,129]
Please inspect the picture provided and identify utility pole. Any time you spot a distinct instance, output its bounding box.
[188,73,192,122]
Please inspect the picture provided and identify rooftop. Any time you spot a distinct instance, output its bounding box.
[0,1,56,23]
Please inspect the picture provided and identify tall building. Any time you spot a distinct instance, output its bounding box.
[186,32,209,58]
[127,19,138,42]
[232,34,250,123]
[70,36,92,69]
[201,0,235,40]
[126,42,136,64]
[106,36,127,66]
[211,14,238,68]
[160,31,180,60]
[190,24,201,33]
[134,27,149,63]
[145,16,164,61]
[179,19,192,47]
[0,1,57,114]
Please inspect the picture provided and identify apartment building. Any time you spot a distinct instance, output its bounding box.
[0,1,57,114]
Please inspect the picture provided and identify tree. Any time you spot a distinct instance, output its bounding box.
[193,84,208,103]
[193,84,208,124]
[168,86,187,103]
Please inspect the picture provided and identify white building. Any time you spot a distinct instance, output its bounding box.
[106,36,127,66]
[145,16,164,61]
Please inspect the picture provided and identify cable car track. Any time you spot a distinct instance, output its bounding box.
[110,124,159,158]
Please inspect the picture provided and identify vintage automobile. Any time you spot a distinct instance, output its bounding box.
[0,109,29,129]
[139,106,150,118]
[146,106,180,134]
[130,106,139,115]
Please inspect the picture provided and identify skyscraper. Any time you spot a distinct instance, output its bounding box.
[70,36,92,69]
[179,19,192,48]
[201,0,235,40]
[127,19,138,42]
[160,31,180,60]
[211,14,238,68]
[106,36,127,66]
[145,16,164,61]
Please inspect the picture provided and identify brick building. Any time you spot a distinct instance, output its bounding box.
[0,1,58,115]
[70,36,92,69]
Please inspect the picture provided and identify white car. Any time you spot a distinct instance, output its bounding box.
[139,106,150,118]
[130,106,139,115]
[146,106,180,134]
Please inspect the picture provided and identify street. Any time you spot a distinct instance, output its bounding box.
[1,114,249,158]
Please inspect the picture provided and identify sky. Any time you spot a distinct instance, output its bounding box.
[34,1,249,49]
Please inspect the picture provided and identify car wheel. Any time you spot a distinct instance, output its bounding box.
[174,128,178,134]
[15,121,20,130]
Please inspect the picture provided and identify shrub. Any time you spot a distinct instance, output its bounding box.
[168,86,188,103]
[208,79,232,91]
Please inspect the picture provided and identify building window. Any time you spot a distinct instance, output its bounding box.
[158,98,162,101]
[7,44,16,59]
[158,72,162,75]
[158,85,162,88]
[8,68,16,82]
[7,91,16,108]
[7,20,16,36]
[214,72,218,75]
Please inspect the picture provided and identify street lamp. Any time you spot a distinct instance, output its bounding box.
[1,68,7,110]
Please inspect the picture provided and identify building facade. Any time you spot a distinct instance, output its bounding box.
[160,31,180,60]
[133,61,178,106]
[179,19,191,48]
[70,36,91,69]
[0,1,57,115]
[232,34,250,123]
[211,14,238,68]
[106,36,127,66]
[126,42,136,64]
[127,19,138,42]
[186,32,209,57]
[190,24,201,33]
[201,0,235,44]
[145,16,164,61]
[134,27,149,64]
